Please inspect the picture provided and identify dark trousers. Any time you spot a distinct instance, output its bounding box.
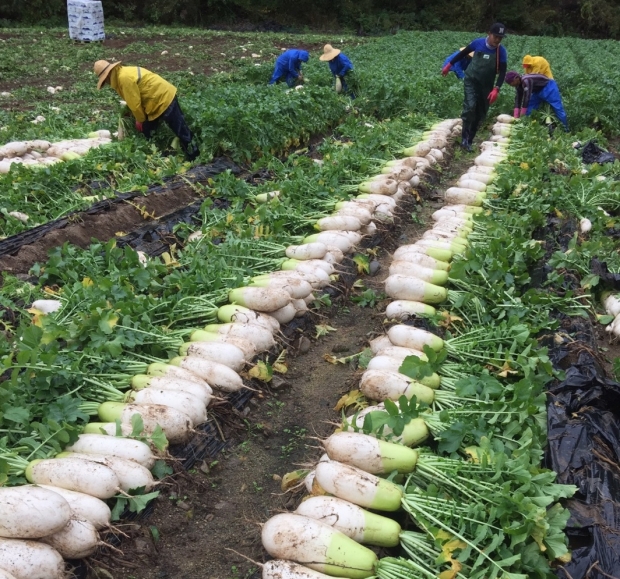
[462,78,492,143]
[143,97,199,160]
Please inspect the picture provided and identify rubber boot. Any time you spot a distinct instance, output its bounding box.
[461,127,472,152]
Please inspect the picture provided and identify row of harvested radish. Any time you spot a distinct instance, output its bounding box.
[0,130,112,174]
[0,119,462,578]
[603,293,620,338]
[257,116,512,578]
[0,433,156,578]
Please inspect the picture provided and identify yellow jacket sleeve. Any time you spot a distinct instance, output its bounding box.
[110,66,177,122]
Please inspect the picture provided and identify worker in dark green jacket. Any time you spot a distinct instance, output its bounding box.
[442,23,508,151]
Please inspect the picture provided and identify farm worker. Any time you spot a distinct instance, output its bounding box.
[319,44,356,97]
[442,22,508,152]
[93,60,199,161]
[505,70,569,131]
[442,47,473,80]
[522,55,554,78]
[269,49,310,87]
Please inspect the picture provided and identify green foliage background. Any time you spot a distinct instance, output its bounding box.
[2,0,620,39]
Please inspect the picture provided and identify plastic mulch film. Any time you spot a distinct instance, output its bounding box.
[578,140,617,165]
[0,158,239,258]
[545,316,620,579]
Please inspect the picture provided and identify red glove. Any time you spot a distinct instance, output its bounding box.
[520,107,527,117]
[488,87,500,104]
[513,108,520,118]
[135,121,143,132]
[441,63,452,76]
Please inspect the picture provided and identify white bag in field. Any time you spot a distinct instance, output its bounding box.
[67,0,105,42]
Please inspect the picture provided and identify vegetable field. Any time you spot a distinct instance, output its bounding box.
[1,25,620,579]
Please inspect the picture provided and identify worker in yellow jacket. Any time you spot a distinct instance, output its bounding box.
[522,55,553,79]
[93,60,199,161]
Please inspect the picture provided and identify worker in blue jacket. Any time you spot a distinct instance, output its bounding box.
[319,44,356,97]
[269,49,309,87]
[442,23,508,151]
[443,47,473,80]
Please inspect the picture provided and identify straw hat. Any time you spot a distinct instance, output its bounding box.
[319,44,341,61]
[94,60,122,90]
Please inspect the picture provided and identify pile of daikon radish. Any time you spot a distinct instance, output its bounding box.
[0,130,112,174]
[259,115,514,579]
[603,293,620,338]
[2,118,462,578]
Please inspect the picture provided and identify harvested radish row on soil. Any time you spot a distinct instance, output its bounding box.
[178,342,246,373]
[228,286,291,312]
[169,355,244,392]
[385,300,437,319]
[385,274,447,304]
[360,370,437,402]
[387,324,444,351]
[187,331,257,360]
[217,304,280,332]
[203,322,276,352]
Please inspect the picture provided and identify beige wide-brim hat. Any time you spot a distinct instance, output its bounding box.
[94,60,122,89]
[319,44,341,61]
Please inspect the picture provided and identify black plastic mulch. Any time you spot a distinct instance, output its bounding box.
[0,158,239,258]
[528,210,620,578]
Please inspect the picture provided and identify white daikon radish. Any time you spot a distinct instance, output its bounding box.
[456,178,486,192]
[464,171,495,184]
[402,141,431,157]
[424,153,437,165]
[388,324,444,352]
[428,148,443,162]
[376,345,427,361]
[97,401,193,444]
[348,404,429,447]
[367,355,419,373]
[388,261,449,285]
[606,314,620,338]
[185,331,258,360]
[146,362,213,386]
[305,470,317,493]
[178,341,246,373]
[0,569,16,579]
[444,187,485,206]
[303,232,353,253]
[359,370,436,403]
[262,513,377,578]
[381,165,415,181]
[490,134,510,143]
[323,431,418,474]
[358,178,398,196]
[285,243,328,260]
[384,274,447,304]
[202,322,276,352]
[25,458,120,499]
[0,486,71,539]
[40,519,99,559]
[282,258,334,275]
[492,123,512,137]
[170,356,244,392]
[304,292,316,305]
[56,452,155,492]
[579,218,592,233]
[217,304,280,332]
[295,496,401,548]
[0,538,65,579]
[316,215,362,232]
[357,193,396,209]
[422,230,468,247]
[391,248,450,270]
[292,298,308,317]
[36,486,111,529]
[369,335,393,354]
[603,293,620,317]
[250,276,313,300]
[263,560,335,579]
[323,245,344,264]
[335,205,373,225]
[497,114,515,124]
[65,433,155,469]
[130,388,207,427]
[385,300,437,320]
[228,286,291,312]
[361,221,377,236]
[269,302,297,324]
[314,461,403,511]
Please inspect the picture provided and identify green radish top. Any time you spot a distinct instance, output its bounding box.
[169,356,186,367]
[148,362,173,376]
[217,304,252,323]
[24,459,43,482]
[131,375,153,390]
[203,323,226,333]
[281,258,301,270]
[83,422,110,434]
[189,329,218,343]
[98,401,126,422]
[302,233,321,244]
